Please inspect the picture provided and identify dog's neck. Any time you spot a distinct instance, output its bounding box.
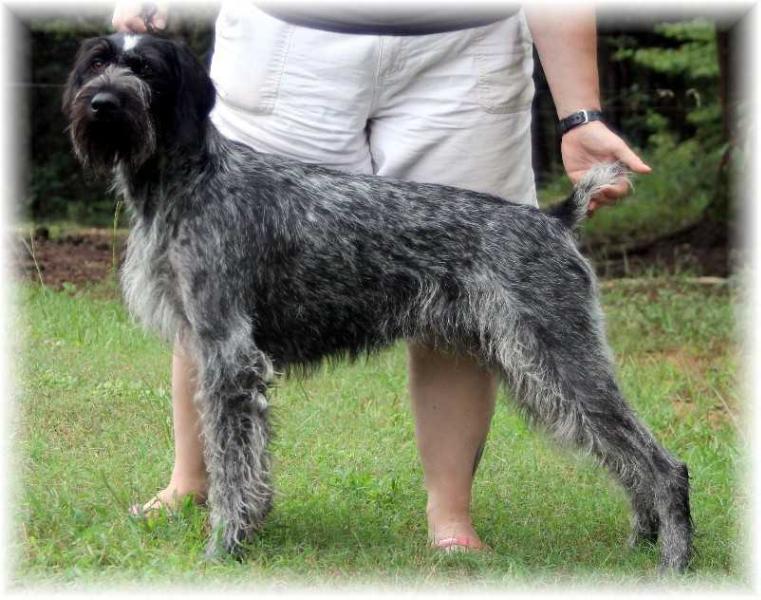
[114,121,221,222]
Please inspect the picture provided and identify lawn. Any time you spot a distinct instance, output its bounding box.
[11,276,745,589]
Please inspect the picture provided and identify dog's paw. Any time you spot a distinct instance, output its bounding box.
[204,536,248,562]
[628,515,660,549]
[657,554,691,575]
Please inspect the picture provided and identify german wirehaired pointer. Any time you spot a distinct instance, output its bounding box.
[63,33,692,571]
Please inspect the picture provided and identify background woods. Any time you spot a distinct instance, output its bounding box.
[19,7,742,275]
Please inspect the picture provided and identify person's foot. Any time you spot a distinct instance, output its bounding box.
[427,508,488,552]
[129,479,208,517]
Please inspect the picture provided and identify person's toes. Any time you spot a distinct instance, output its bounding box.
[431,535,489,552]
[428,519,488,552]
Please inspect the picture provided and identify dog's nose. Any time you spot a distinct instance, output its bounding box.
[90,91,121,114]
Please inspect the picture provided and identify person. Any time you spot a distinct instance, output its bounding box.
[114,2,651,552]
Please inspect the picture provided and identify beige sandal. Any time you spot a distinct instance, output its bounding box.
[128,491,207,518]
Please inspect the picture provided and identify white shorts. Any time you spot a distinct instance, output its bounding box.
[209,2,537,204]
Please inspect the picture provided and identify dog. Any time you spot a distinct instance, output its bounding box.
[62,33,692,572]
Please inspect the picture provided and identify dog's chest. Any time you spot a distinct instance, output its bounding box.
[121,217,183,340]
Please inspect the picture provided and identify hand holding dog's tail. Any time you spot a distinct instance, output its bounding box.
[546,162,632,230]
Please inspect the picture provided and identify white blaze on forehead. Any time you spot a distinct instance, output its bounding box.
[123,34,141,52]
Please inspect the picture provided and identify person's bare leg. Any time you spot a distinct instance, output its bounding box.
[408,342,497,549]
[132,346,208,513]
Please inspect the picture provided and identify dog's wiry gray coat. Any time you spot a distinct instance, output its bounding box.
[63,33,692,571]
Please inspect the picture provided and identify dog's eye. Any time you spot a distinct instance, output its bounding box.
[90,59,106,72]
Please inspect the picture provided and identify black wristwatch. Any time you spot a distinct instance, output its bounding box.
[558,109,603,136]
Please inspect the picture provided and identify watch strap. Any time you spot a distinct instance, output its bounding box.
[558,110,603,135]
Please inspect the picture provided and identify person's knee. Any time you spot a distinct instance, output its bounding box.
[406,342,498,397]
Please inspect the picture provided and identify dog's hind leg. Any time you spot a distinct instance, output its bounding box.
[487,300,692,572]
[189,330,274,558]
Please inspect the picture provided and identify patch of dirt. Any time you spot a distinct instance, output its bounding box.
[13,228,126,290]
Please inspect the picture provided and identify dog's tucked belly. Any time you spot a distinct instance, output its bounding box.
[251,279,410,369]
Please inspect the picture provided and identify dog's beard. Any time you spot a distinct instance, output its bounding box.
[68,79,156,176]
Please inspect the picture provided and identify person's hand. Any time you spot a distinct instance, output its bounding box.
[112,2,168,33]
[561,120,651,213]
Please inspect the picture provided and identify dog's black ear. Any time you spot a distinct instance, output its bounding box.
[62,37,107,116]
[170,40,216,146]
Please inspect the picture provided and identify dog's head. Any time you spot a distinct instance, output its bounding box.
[62,33,216,174]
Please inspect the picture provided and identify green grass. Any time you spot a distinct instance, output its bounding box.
[11,277,745,589]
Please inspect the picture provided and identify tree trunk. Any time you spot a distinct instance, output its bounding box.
[683,25,732,250]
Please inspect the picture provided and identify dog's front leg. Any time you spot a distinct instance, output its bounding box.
[191,334,274,559]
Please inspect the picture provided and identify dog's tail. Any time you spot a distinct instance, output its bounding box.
[545,162,631,230]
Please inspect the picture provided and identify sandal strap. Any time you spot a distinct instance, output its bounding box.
[432,536,479,550]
